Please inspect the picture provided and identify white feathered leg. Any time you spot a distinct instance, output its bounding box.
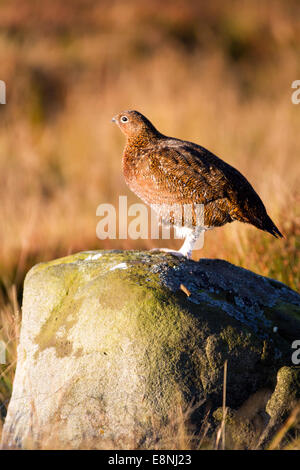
[152,227,203,259]
[178,227,202,259]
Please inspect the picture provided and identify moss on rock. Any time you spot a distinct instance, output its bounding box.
[266,366,300,419]
[2,250,300,449]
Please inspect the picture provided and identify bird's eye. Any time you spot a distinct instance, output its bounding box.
[121,116,128,123]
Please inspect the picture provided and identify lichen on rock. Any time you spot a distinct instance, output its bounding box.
[1,250,300,449]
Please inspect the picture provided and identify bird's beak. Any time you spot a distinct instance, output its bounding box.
[111,116,116,123]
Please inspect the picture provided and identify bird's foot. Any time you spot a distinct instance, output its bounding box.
[150,248,186,259]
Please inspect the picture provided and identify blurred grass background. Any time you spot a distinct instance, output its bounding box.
[0,0,300,446]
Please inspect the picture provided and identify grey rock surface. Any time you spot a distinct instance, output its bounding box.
[1,250,300,449]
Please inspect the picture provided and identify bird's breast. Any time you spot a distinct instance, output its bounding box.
[122,149,149,200]
[122,149,140,185]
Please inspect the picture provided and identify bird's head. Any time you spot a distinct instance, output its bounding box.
[112,110,160,142]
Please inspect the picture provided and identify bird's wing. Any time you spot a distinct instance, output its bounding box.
[126,139,282,237]
[133,143,236,206]
[132,141,272,228]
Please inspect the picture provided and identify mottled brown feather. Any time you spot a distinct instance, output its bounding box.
[113,110,282,238]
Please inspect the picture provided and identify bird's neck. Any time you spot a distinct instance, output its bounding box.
[126,129,163,149]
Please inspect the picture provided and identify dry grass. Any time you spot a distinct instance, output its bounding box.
[0,0,299,449]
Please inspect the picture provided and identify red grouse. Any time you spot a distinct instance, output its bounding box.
[112,110,282,258]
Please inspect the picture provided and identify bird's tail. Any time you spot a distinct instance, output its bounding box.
[253,213,283,239]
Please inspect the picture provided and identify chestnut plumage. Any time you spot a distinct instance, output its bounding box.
[113,110,282,257]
